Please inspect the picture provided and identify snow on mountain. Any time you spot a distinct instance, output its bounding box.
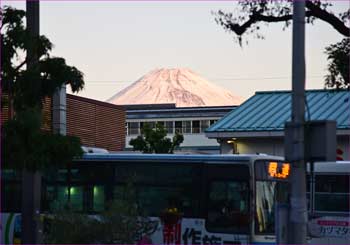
[107,68,242,107]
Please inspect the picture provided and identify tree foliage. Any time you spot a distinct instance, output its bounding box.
[324,38,349,89]
[1,6,85,171]
[3,108,83,171]
[129,123,184,153]
[213,0,350,89]
[1,6,84,111]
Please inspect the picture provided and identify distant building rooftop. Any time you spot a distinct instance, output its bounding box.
[126,103,237,120]
[124,103,176,110]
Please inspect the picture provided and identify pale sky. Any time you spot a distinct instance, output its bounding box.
[2,1,349,102]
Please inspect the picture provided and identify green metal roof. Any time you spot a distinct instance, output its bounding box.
[206,89,350,133]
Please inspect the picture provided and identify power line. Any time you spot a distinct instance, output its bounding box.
[209,75,323,81]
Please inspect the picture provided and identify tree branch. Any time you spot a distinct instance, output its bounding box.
[306,1,350,37]
[222,0,349,37]
[227,11,312,36]
[14,59,27,72]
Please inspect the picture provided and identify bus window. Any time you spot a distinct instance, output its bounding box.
[205,163,250,234]
[314,174,349,212]
[43,185,84,212]
[207,180,249,233]
[113,163,201,217]
[255,181,287,235]
[93,185,105,212]
[136,186,192,216]
[254,160,290,235]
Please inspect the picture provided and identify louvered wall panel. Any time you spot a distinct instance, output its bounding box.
[67,97,96,146]
[95,105,125,151]
[42,97,52,132]
[1,94,10,125]
[1,93,52,132]
[67,94,125,151]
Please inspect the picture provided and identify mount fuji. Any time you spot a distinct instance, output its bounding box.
[108,68,242,107]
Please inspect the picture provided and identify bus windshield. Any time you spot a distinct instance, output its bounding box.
[254,160,290,235]
[255,181,289,234]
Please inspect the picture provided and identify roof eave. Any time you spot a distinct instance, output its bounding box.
[206,128,350,139]
[205,130,284,139]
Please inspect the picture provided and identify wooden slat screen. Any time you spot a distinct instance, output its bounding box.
[42,97,52,132]
[1,93,52,132]
[66,94,125,152]
[1,93,10,125]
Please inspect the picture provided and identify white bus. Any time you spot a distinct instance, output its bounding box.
[307,161,350,244]
[1,154,289,244]
[1,154,348,244]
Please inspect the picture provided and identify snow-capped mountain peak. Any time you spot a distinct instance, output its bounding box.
[108,68,242,107]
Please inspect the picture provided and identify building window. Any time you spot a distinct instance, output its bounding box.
[183,121,191,134]
[165,121,174,134]
[175,121,182,133]
[139,122,144,133]
[192,120,200,134]
[210,120,217,126]
[201,120,210,133]
[128,122,139,135]
[146,121,156,129]
[139,121,156,132]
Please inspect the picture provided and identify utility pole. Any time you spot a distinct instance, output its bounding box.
[22,1,41,243]
[286,0,307,244]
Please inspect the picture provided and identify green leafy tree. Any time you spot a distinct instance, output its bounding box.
[324,38,349,89]
[1,6,85,170]
[130,123,184,153]
[214,0,350,88]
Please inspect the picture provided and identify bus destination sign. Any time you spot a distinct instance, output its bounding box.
[268,161,290,179]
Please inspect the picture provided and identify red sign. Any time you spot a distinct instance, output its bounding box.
[163,222,181,244]
[317,220,349,227]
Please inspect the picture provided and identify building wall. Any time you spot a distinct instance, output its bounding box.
[1,92,126,152]
[220,136,350,160]
[67,94,125,152]
[235,138,285,156]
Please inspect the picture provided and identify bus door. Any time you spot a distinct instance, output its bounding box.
[253,160,290,244]
[202,163,251,245]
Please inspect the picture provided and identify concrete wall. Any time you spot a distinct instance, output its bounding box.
[236,138,285,157]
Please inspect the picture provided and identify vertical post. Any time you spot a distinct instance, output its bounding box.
[286,1,307,244]
[22,1,41,244]
[53,84,67,135]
